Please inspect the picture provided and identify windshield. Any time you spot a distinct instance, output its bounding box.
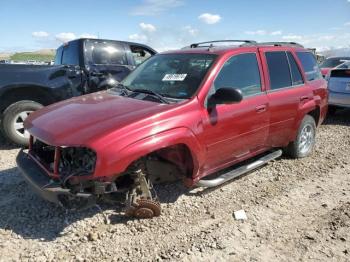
[336,61,350,69]
[320,57,350,68]
[121,53,217,99]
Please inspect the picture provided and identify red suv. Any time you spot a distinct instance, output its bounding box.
[17,40,328,218]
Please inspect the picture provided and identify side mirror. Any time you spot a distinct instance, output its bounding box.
[208,87,243,107]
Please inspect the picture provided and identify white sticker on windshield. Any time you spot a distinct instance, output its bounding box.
[162,74,187,81]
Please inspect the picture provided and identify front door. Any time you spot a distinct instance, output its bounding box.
[200,52,270,172]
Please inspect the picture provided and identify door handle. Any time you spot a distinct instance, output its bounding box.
[255,105,267,113]
[300,96,310,102]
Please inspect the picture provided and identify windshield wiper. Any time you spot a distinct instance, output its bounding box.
[132,88,170,104]
[113,83,131,95]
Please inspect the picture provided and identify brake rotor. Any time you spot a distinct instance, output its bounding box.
[126,199,161,219]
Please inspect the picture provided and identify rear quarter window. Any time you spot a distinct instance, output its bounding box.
[296,52,322,81]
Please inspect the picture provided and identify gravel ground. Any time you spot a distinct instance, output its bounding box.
[0,110,349,262]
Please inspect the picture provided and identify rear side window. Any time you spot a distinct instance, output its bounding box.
[85,40,127,65]
[265,52,291,90]
[214,53,262,97]
[296,52,322,81]
[62,41,80,65]
[287,52,304,86]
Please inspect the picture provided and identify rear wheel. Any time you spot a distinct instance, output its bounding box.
[284,115,316,159]
[1,101,43,146]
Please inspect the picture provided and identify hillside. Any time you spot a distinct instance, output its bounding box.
[8,49,55,62]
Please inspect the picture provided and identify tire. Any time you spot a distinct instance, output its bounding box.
[284,115,316,159]
[1,100,43,146]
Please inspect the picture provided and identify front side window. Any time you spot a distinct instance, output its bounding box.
[213,53,262,97]
[122,54,217,99]
[85,40,127,65]
[296,52,322,81]
[266,51,292,90]
[130,45,154,66]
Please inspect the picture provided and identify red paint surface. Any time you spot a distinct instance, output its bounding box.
[25,45,328,185]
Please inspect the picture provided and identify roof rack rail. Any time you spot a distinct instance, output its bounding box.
[190,40,257,48]
[247,42,304,48]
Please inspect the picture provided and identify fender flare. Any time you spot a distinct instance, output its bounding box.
[0,84,56,112]
[291,98,320,141]
[99,127,205,179]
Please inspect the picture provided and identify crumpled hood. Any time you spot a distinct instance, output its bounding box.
[25,91,170,146]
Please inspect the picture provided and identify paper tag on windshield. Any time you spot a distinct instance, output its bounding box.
[162,74,187,81]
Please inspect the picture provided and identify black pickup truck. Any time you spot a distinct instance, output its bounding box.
[0,38,156,145]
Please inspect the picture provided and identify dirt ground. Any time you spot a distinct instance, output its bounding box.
[0,110,349,262]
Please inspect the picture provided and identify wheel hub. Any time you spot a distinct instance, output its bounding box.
[299,124,314,154]
[13,111,32,139]
[126,199,161,219]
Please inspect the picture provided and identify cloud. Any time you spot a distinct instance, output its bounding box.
[345,22,350,26]
[184,25,198,36]
[140,22,156,33]
[271,30,282,36]
[281,34,303,40]
[80,33,97,39]
[198,13,221,24]
[128,33,148,42]
[32,31,49,38]
[55,32,76,43]
[244,30,282,36]
[244,30,267,36]
[131,0,184,16]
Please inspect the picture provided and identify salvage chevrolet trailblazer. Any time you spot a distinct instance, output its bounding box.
[17,40,328,218]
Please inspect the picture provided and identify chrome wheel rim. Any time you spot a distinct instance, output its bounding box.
[299,124,314,154]
[13,111,32,139]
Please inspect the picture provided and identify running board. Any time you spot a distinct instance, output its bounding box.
[196,150,283,188]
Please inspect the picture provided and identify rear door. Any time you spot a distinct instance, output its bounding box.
[260,49,314,147]
[201,51,270,171]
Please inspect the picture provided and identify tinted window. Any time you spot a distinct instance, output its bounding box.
[62,41,80,65]
[85,40,127,65]
[54,46,63,65]
[122,54,217,99]
[296,52,322,81]
[130,45,154,66]
[287,52,304,86]
[266,52,292,90]
[214,53,261,97]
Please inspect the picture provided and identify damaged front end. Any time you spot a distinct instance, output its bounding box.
[17,137,106,209]
[17,137,163,217]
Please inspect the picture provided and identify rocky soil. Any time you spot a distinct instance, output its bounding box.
[0,110,349,262]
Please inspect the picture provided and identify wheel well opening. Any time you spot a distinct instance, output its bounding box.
[115,144,195,188]
[0,87,54,114]
[307,106,320,126]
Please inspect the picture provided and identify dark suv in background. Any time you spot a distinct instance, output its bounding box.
[0,38,156,145]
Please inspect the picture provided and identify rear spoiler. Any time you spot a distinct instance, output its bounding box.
[330,69,350,78]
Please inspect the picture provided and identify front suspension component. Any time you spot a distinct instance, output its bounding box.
[125,162,161,218]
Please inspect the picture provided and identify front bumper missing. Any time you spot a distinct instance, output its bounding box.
[16,149,92,206]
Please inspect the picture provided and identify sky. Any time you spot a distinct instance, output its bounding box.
[0,0,350,53]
